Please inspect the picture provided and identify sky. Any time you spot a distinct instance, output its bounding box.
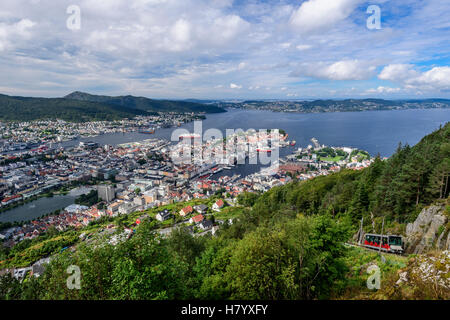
[0,0,449,100]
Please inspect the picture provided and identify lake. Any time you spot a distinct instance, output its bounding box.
[0,187,93,223]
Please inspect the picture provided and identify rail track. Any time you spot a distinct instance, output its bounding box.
[345,242,407,257]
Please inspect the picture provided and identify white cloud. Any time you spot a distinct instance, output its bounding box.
[296,44,313,51]
[0,18,35,51]
[366,86,401,94]
[290,0,360,33]
[379,64,450,91]
[169,19,192,51]
[407,66,450,89]
[293,60,377,81]
[0,0,449,99]
[378,64,418,82]
[230,83,242,89]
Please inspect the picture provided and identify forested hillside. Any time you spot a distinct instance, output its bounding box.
[64,91,226,114]
[255,122,450,228]
[0,123,448,300]
[0,91,226,122]
[0,94,147,122]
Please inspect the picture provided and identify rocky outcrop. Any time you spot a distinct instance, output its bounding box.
[394,250,450,299]
[405,204,449,254]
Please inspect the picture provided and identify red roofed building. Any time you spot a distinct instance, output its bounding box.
[1,194,23,206]
[179,205,193,217]
[212,199,225,212]
[189,214,204,224]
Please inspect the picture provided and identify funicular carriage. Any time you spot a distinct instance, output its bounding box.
[363,233,404,254]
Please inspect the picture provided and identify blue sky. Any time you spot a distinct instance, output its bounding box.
[0,0,449,99]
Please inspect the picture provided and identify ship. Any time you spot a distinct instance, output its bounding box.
[139,128,155,134]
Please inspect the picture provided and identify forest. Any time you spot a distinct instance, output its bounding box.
[0,92,225,122]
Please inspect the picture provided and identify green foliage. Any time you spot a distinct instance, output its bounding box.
[75,190,98,206]
[65,91,226,114]
[237,191,260,207]
[0,94,147,122]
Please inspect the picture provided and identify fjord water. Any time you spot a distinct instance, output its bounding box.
[2,108,449,223]
[64,108,450,157]
[194,108,450,157]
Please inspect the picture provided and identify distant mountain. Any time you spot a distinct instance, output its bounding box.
[0,93,147,122]
[64,91,226,114]
[223,98,450,113]
[182,99,222,104]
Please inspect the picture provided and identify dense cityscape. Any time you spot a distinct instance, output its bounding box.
[0,116,373,256]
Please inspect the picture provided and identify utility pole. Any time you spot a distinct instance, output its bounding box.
[379,217,385,257]
[359,217,364,245]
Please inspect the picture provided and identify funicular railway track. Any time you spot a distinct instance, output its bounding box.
[345,242,406,257]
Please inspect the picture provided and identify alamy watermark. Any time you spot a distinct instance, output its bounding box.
[66,265,81,290]
[367,5,381,30]
[170,121,281,172]
[366,264,381,290]
[66,5,81,31]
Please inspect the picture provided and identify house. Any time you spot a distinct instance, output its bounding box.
[107,201,122,214]
[156,209,172,222]
[189,214,204,224]
[133,196,145,206]
[118,202,139,215]
[1,194,23,206]
[179,205,193,217]
[193,204,208,214]
[199,220,213,230]
[212,199,225,212]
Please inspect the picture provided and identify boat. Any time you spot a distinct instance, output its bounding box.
[139,128,155,134]
[290,140,296,146]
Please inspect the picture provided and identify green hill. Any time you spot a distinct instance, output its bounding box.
[0,91,226,122]
[252,122,450,226]
[64,91,226,114]
[0,93,148,122]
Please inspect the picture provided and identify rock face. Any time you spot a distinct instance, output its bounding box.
[395,250,450,297]
[405,204,449,254]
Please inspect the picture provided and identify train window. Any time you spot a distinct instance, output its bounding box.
[389,236,402,246]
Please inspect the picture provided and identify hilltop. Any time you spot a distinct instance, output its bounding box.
[0,92,226,123]
[64,91,226,114]
[0,93,148,122]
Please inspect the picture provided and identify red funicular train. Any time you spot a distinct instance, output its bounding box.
[363,233,404,254]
